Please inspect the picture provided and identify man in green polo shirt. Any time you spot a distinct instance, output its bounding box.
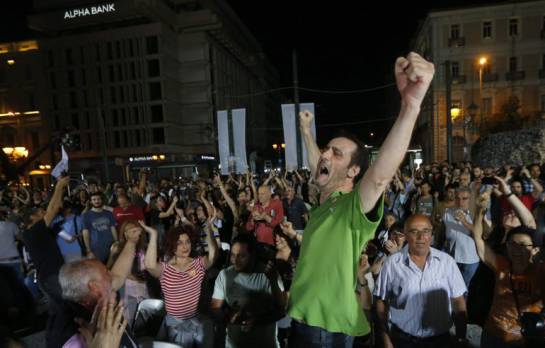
[288,52,435,347]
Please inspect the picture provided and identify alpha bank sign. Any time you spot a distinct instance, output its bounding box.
[64,3,116,20]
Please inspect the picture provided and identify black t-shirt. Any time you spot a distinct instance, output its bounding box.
[23,219,64,283]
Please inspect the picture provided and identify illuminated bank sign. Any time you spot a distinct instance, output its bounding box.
[64,3,116,20]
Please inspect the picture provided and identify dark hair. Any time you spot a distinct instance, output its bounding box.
[232,233,258,256]
[164,225,199,259]
[506,226,539,246]
[332,131,368,183]
[90,191,103,199]
[390,222,404,234]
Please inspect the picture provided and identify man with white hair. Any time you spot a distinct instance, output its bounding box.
[23,177,140,348]
[246,185,284,246]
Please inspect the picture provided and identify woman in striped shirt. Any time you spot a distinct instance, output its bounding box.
[143,208,219,348]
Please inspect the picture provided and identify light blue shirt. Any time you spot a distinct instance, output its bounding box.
[373,246,466,338]
[443,207,479,264]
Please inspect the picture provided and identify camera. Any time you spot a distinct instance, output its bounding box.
[521,311,545,344]
[481,177,497,186]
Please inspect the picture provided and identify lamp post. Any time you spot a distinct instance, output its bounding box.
[445,61,453,163]
[466,103,478,160]
[478,56,487,131]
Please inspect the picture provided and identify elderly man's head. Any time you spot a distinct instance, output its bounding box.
[258,185,272,205]
[404,214,433,256]
[59,259,113,308]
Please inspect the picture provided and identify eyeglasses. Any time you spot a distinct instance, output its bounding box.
[507,241,534,249]
[406,229,433,237]
[456,196,470,200]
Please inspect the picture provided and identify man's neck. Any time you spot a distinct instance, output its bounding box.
[91,207,103,213]
[319,182,353,204]
[408,249,430,270]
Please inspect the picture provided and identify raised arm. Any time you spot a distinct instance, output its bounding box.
[214,175,239,222]
[110,226,139,290]
[44,176,71,226]
[359,53,434,213]
[142,221,162,278]
[202,207,219,269]
[299,110,320,176]
[472,191,497,270]
[495,176,536,228]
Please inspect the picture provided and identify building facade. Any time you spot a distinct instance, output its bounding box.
[412,0,545,162]
[26,0,279,181]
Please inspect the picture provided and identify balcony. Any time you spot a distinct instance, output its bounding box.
[505,71,525,81]
[482,72,498,83]
[448,37,465,47]
[539,70,545,79]
[451,75,466,84]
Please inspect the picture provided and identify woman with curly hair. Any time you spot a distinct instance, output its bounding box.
[144,206,219,348]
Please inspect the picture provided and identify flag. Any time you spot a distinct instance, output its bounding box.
[51,145,69,179]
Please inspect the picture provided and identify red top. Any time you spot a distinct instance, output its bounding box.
[113,205,144,227]
[500,194,535,216]
[160,257,206,319]
[245,198,284,245]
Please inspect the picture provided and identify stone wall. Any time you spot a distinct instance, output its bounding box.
[471,128,545,167]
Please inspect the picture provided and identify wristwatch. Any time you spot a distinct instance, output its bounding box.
[505,192,514,198]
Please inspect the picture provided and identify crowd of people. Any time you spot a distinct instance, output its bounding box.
[1,52,543,348]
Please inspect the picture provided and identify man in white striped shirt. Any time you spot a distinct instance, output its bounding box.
[374,214,468,348]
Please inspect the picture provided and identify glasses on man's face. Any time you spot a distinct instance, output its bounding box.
[456,196,470,201]
[406,229,433,237]
[507,241,534,249]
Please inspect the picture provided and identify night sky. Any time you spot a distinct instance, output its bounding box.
[0,0,501,146]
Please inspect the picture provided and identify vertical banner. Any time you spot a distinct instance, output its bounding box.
[232,108,248,174]
[281,103,316,170]
[281,104,298,171]
[217,110,230,175]
[299,103,316,169]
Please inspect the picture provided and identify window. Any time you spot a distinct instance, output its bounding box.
[129,40,134,56]
[66,48,73,65]
[130,62,136,79]
[81,69,86,85]
[114,131,120,147]
[112,109,119,126]
[54,114,60,130]
[70,91,78,108]
[110,87,117,104]
[119,86,124,103]
[25,64,32,80]
[50,72,56,88]
[122,131,127,147]
[71,113,79,128]
[450,24,460,39]
[482,97,492,117]
[52,94,58,110]
[146,36,159,54]
[68,70,75,87]
[31,132,40,149]
[109,65,115,82]
[95,44,101,61]
[509,57,517,72]
[451,62,460,77]
[97,67,102,83]
[47,51,54,67]
[82,91,88,107]
[135,129,141,146]
[151,105,163,122]
[107,42,113,60]
[152,127,165,144]
[509,18,519,36]
[121,109,126,125]
[483,21,492,38]
[132,85,137,102]
[116,41,121,59]
[84,112,90,128]
[542,54,545,70]
[27,92,36,109]
[148,59,160,77]
[540,95,545,112]
[80,46,85,64]
[117,64,123,80]
[149,82,162,100]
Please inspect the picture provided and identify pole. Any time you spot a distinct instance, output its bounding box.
[445,61,453,164]
[293,50,302,169]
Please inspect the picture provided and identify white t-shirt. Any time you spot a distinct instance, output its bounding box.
[212,266,284,348]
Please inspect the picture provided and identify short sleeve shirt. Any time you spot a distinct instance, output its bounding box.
[288,185,384,336]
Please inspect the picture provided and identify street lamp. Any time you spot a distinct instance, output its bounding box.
[478,56,488,130]
[2,146,29,160]
[451,107,461,119]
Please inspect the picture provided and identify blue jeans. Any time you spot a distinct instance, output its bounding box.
[164,314,214,348]
[457,262,480,288]
[291,321,354,348]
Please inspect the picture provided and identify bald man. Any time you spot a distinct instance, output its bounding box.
[374,214,468,348]
[245,185,284,245]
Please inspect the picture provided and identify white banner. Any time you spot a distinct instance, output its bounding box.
[281,105,298,171]
[217,110,230,175]
[281,103,316,170]
[232,108,248,174]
